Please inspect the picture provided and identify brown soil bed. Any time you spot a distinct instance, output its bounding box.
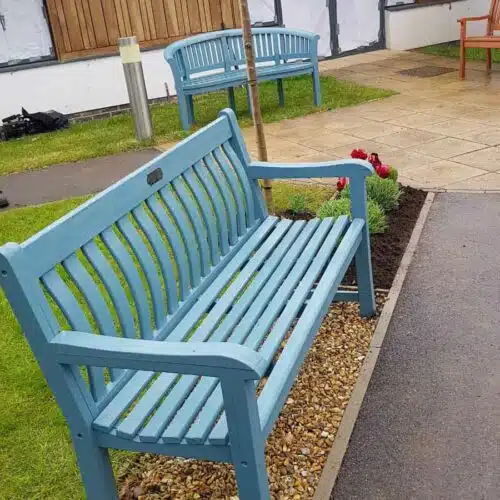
[345,185,426,289]
[278,186,427,289]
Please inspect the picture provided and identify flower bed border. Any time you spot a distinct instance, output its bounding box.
[313,191,435,500]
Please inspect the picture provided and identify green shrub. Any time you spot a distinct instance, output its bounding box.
[289,193,307,214]
[316,197,387,234]
[388,166,398,182]
[341,175,400,213]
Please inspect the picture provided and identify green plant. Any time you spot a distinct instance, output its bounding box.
[289,193,307,214]
[316,197,387,234]
[341,175,400,213]
[388,166,398,182]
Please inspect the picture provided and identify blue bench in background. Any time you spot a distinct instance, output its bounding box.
[165,28,322,130]
[0,110,374,500]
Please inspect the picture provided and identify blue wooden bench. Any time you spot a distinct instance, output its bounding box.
[165,28,321,130]
[0,110,374,500]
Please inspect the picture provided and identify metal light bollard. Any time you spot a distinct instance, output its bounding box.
[119,37,153,141]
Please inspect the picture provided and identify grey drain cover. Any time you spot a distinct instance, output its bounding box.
[398,65,456,78]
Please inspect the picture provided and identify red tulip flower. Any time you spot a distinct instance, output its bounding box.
[351,148,368,160]
[368,153,381,168]
[376,163,390,179]
[337,177,347,191]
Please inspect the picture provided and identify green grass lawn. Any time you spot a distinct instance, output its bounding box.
[417,42,500,63]
[0,181,333,499]
[0,75,393,176]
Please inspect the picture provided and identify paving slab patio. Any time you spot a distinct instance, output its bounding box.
[331,193,500,499]
[2,48,500,209]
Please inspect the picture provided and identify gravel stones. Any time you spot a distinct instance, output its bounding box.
[118,294,386,499]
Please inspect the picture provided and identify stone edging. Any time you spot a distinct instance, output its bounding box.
[313,191,436,500]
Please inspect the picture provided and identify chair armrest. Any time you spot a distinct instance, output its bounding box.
[50,331,267,380]
[458,15,489,23]
[247,159,374,180]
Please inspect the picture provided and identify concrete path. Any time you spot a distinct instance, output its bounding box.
[0,149,159,210]
[332,193,500,499]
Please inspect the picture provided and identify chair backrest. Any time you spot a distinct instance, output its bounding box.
[165,28,319,80]
[0,109,266,419]
[489,0,500,31]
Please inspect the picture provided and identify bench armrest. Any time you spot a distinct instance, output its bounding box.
[458,15,489,23]
[247,159,374,180]
[50,331,267,380]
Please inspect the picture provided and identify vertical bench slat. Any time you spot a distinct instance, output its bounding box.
[41,268,107,401]
[183,168,220,266]
[62,254,123,381]
[194,162,230,256]
[204,154,238,245]
[146,195,191,301]
[117,216,166,329]
[160,186,202,288]
[82,241,136,339]
[212,147,247,236]
[172,177,211,276]
[132,205,179,315]
[222,141,256,227]
[101,227,152,339]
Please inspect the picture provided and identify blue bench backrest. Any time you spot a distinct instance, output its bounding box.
[165,28,319,80]
[0,110,266,419]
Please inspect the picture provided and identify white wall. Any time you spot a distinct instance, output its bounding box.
[0,47,175,117]
[337,0,380,53]
[281,0,332,57]
[386,0,490,51]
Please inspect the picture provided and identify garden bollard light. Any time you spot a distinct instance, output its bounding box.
[119,36,153,141]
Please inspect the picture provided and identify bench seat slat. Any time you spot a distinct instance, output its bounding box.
[93,370,154,432]
[185,217,340,444]
[115,372,178,438]
[182,62,313,92]
[258,219,365,436]
[208,216,349,444]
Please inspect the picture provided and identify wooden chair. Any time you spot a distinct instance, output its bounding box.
[459,0,500,79]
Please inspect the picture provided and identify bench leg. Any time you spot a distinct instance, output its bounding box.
[312,69,321,106]
[354,226,376,317]
[178,93,192,130]
[221,378,270,500]
[228,87,237,112]
[486,48,492,72]
[459,39,466,80]
[277,78,285,107]
[187,95,195,124]
[74,436,118,500]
